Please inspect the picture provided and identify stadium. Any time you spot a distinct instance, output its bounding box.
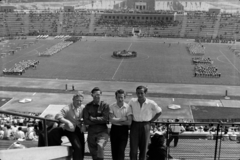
[0,0,240,160]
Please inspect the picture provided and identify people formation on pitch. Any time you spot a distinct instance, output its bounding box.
[44,86,165,160]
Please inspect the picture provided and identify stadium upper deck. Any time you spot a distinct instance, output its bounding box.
[0,9,240,40]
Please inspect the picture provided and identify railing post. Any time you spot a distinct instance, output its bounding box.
[166,122,170,160]
[43,119,48,146]
[214,123,220,160]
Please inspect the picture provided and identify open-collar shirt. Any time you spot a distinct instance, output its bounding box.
[109,102,132,125]
[56,103,85,132]
[128,98,162,122]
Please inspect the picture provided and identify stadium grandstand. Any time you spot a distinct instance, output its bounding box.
[0,0,240,160]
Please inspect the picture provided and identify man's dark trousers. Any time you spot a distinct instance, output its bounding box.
[48,126,85,160]
[110,125,129,160]
[167,132,179,147]
[130,121,150,160]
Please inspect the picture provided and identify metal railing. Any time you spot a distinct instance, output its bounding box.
[0,110,58,146]
[162,121,240,160]
[0,110,240,160]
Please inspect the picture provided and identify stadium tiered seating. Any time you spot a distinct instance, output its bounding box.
[28,11,59,36]
[0,13,6,36]
[62,12,91,35]
[234,16,240,40]
[94,12,181,37]
[0,12,26,36]
[218,15,237,39]
[1,10,240,40]
[185,13,202,38]
[198,14,217,38]
[151,20,182,37]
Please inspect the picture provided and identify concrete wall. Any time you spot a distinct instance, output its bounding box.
[0,146,72,160]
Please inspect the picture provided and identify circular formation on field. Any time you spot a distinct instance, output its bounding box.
[100,51,149,62]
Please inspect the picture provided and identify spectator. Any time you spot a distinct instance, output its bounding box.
[109,89,132,160]
[3,124,13,140]
[198,126,204,132]
[26,125,38,141]
[129,86,162,160]
[83,87,110,160]
[15,127,26,140]
[0,126,4,139]
[203,125,209,132]
[147,132,173,160]
[38,114,59,147]
[167,118,185,147]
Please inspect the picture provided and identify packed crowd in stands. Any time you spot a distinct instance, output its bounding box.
[194,64,221,78]
[96,18,180,28]
[101,9,179,15]
[62,12,90,35]
[2,60,39,75]
[187,43,205,55]
[28,12,59,36]
[150,121,239,135]
[38,41,73,56]
[195,38,235,43]
[0,112,41,141]
[192,57,213,64]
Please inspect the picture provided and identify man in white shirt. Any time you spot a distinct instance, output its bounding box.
[15,127,25,140]
[109,89,132,160]
[129,86,162,160]
[167,118,185,147]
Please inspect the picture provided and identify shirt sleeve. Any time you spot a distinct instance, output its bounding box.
[55,105,69,120]
[151,100,162,113]
[109,103,114,114]
[126,104,133,116]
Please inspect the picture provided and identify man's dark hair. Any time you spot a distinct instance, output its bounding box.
[91,87,102,94]
[136,85,148,93]
[115,89,126,97]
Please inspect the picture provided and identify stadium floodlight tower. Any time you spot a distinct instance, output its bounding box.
[126,0,155,11]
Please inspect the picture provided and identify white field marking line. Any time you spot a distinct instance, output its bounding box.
[219,50,240,74]
[111,43,132,80]
[0,97,13,109]
[216,55,226,63]
[2,44,45,65]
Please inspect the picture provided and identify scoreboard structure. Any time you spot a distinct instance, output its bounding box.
[126,0,155,11]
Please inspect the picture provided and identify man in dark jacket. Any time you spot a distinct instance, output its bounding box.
[83,87,110,160]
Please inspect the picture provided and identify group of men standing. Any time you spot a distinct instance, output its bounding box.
[47,85,162,160]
